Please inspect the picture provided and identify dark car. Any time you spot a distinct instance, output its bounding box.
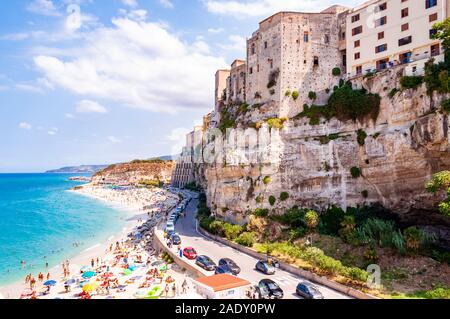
[258,279,284,299]
[255,260,276,275]
[171,234,181,245]
[195,255,216,271]
[218,258,241,275]
[296,282,324,299]
[215,264,234,275]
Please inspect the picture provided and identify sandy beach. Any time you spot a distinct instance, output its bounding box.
[0,184,201,300]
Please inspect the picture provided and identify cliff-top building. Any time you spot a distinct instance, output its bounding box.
[213,0,450,119]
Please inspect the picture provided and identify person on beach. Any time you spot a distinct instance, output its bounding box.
[182,279,188,294]
[172,284,176,297]
[46,272,50,280]
[91,259,95,268]
[164,284,169,297]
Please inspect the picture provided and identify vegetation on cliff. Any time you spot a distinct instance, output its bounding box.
[426,171,450,217]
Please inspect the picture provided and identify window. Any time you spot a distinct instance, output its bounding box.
[352,26,362,36]
[398,36,412,46]
[430,28,438,38]
[431,44,440,57]
[355,52,360,60]
[304,32,309,42]
[376,58,389,70]
[401,8,409,18]
[401,23,409,31]
[429,13,438,22]
[249,67,253,74]
[378,31,385,39]
[351,14,360,23]
[324,34,330,44]
[354,40,360,47]
[375,44,387,53]
[257,64,259,72]
[356,65,362,75]
[251,43,256,55]
[378,2,387,11]
[264,41,268,49]
[375,16,387,27]
[426,0,437,9]
[314,56,319,66]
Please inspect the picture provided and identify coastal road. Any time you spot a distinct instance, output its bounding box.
[163,198,350,299]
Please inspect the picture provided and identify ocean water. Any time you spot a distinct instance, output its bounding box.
[0,173,126,286]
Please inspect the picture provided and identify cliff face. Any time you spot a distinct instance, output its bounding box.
[202,67,450,230]
[92,161,176,185]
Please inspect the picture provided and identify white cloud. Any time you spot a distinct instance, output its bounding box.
[207,28,224,34]
[159,0,174,9]
[15,83,45,94]
[19,122,32,130]
[33,17,228,113]
[121,0,139,7]
[108,136,122,143]
[65,113,75,118]
[75,100,108,113]
[204,0,357,17]
[217,35,246,53]
[166,127,190,156]
[27,0,61,17]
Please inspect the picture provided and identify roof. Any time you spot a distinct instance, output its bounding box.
[195,274,251,292]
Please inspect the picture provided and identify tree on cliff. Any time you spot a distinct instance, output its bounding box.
[432,18,450,53]
[426,171,450,217]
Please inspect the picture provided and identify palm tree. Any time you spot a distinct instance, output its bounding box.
[304,210,319,232]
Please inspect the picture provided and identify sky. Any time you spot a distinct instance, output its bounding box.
[0,0,365,173]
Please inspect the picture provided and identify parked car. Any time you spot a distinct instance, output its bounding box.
[195,255,217,271]
[165,224,175,234]
[183,247,197,260]
[171,234,181,245]
[255,260,276,275]
[215,264,234,275]
[218,258,241,275]
[258,279,284,299]
[296,282,324,299]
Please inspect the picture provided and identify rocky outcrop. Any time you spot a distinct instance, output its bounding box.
[201,66,450,233]
[92,160,176,185]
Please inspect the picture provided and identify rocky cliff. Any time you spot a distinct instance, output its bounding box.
[200,66,450,235]
[92,160,176,185]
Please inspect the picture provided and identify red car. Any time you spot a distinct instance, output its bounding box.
[183,247,197,260]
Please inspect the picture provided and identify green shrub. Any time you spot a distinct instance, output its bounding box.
[400,76,423,90]
[328,82,380,121]
[318,206,346,236]
[350,167,361,178]
[223,223,244,240]
[357,129,368,146]
[442,99,450,113]
[292,91,299,100]
[255,195,263,203]
[388,88,399,98]
[280,192,289,201]
[184,182,202,192]
[332,67,341,76]
[235,232,256,247]
[285,90,291,97]
[269,196,276,206]
[271,207,305,228]
[308,91,317,100]
[254,208,269,217]
[263,176,272,185]
[239,103,249,114]
[288,227,307,242]
[319,136,330,145]
[209,220,226,236]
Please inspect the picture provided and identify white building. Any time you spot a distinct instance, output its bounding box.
[193,274,252,299]
[346,0,449,77]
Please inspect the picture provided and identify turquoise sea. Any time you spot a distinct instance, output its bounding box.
[0,173,125,286]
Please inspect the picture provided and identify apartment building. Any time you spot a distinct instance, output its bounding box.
[346,0,449,77]
[171,127,203,188]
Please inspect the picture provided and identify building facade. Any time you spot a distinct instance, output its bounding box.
[346,0,449,77]
[226,59,247,105]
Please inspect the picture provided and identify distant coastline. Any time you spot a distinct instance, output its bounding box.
[45,165,108,174]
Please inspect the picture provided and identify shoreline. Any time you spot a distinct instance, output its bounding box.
[0,184,179,299]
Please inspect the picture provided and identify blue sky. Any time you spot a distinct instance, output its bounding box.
[0,0,365,172]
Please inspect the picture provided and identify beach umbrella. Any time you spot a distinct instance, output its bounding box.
[64,279,76,286]
[128,265,136,271]
[44,280,57,286]
[146,286,163,299]
[123,269,132,276]
[82,271,96,279]
[82,282,100,293]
